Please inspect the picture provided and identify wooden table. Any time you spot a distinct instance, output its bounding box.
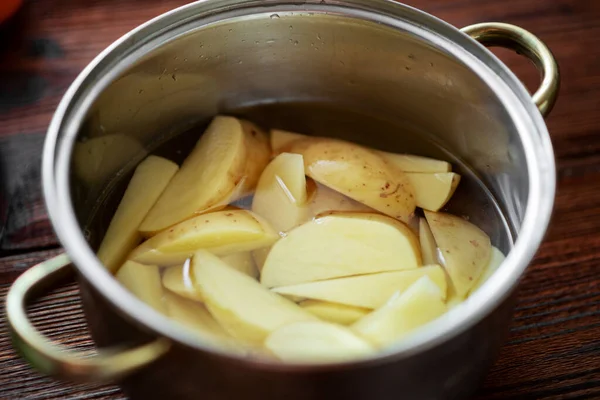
[1,0,599,398]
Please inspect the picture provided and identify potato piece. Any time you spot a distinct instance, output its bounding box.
[470,246,505,294]
[140,116,263,233]
[271,129,309,155]
[381,153,451,173]
[162,260,203,302]
[405,172,460,211]
[115,261,166,313]
[352,276,446,346]
[130,209,279,266]
[265,321,374,363]
[273,265,446,308]
[96,156,178,272]
[261,213,421,288]
[252,153,308,233]
[307,182,372,217]
[424,210,492,298]
[240,119,272,192]
[221,251,258,278]
[192,250,316,344]
[290,139,416,222]
[419,218,439,266]
[299,300,370,325]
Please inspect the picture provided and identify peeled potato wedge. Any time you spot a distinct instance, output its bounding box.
[424,210,492,298]
[405,172,461,211]
[192,250,316,344]
[139,116,268,233]
[299,300,370,325]
[273,265,446,309]
[470,246,506,294]
[381,153,451,173]
[115,261,166,314]
[352,276,447,347]
[265,321,374,363]
[130,209,279,266]
[261,212,422,288]
[419,218,439,266]
[162,261,203,302]
[221,251,258,278]
[96,156,178,272]
[271,129,309,155]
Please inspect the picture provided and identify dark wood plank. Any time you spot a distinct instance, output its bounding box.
[0,0,599,398]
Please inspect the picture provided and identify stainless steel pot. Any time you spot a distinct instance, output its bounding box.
[6,1,559,399]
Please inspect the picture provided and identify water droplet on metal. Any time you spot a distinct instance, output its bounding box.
[294,40,299,45]
[270,13,280,19]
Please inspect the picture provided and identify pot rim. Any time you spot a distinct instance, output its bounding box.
[43,0,555,370]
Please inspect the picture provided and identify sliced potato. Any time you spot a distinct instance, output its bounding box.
[405,172,460,211]
[471,246,506,294]
[419,218,439,266]
[192,250,316,344]
[221,251,258,278]
[140,116,257,233]
[252,153,308,233]
[271,129,309,154]
[381,152,451,173]
[97,156,178,272]
[130,209,279,266]
[265,321,374,363]
[240,119,271,193]
[261,212,422,288]
[290,138,416,223]
[273,265,446,309]
[307,182,372,217]
[352,276,446,346]
[299,300,370,325]
[162,261,203,302]
[115,261,166,313]
[424,210,492,298]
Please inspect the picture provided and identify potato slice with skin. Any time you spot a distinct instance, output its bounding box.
[265,321,374,363]
[221,251,258,278]
[116,261,166,314]
[261,212,422,288]
[470,246,506,294]
[424,210,492,298]
[290,138,416,223]
[273,265,446,309]
[307,182,372,217]
[97,156,178,272]
[271,129,309,155]
[352,276,447,347]
[419,218,439,266]
[192,250,316,344]
[405,172,461,211]
[130,209,279,266]
[140,116,261,233]
[240,119,271,193]
[299,300,370,325]
[381,153,451,173]
[162,260,203,302]
[252,153,308,233]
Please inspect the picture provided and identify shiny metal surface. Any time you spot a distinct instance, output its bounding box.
[26,0,557,398]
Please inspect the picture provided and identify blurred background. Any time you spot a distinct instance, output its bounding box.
[0,1,598,399]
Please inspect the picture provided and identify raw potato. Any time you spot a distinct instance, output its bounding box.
[192,250,316,344]
[424,211,492,297]
[273,265,447,309]
[299,300,370,325]
[381,153,451,173]
[271,129,309,154]
[97,156,178,272]
[419,218,439,266]
[240,119,272,192]
[221,252,258,278]
[252,153,308,233]
[352,276,446,346]
[261,212,422,288]
[307,182,372,217]
[140,116,268,233]
[162,261,203,302]
[115,261,166,314]
[290,138,416,223]
[265,321,374,363]
[130,209,279,266]
[405,172,461,211]
[470,246,506,294]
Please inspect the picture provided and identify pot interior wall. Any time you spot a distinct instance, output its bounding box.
[70,11,526,254]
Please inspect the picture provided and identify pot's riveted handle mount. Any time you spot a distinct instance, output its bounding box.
[5,253,170,383]
[461,22,559,117]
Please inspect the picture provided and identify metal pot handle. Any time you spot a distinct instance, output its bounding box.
[461,22,560,117]
[5,253,170,382]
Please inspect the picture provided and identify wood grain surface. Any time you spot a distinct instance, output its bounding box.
[1,0,599,399]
